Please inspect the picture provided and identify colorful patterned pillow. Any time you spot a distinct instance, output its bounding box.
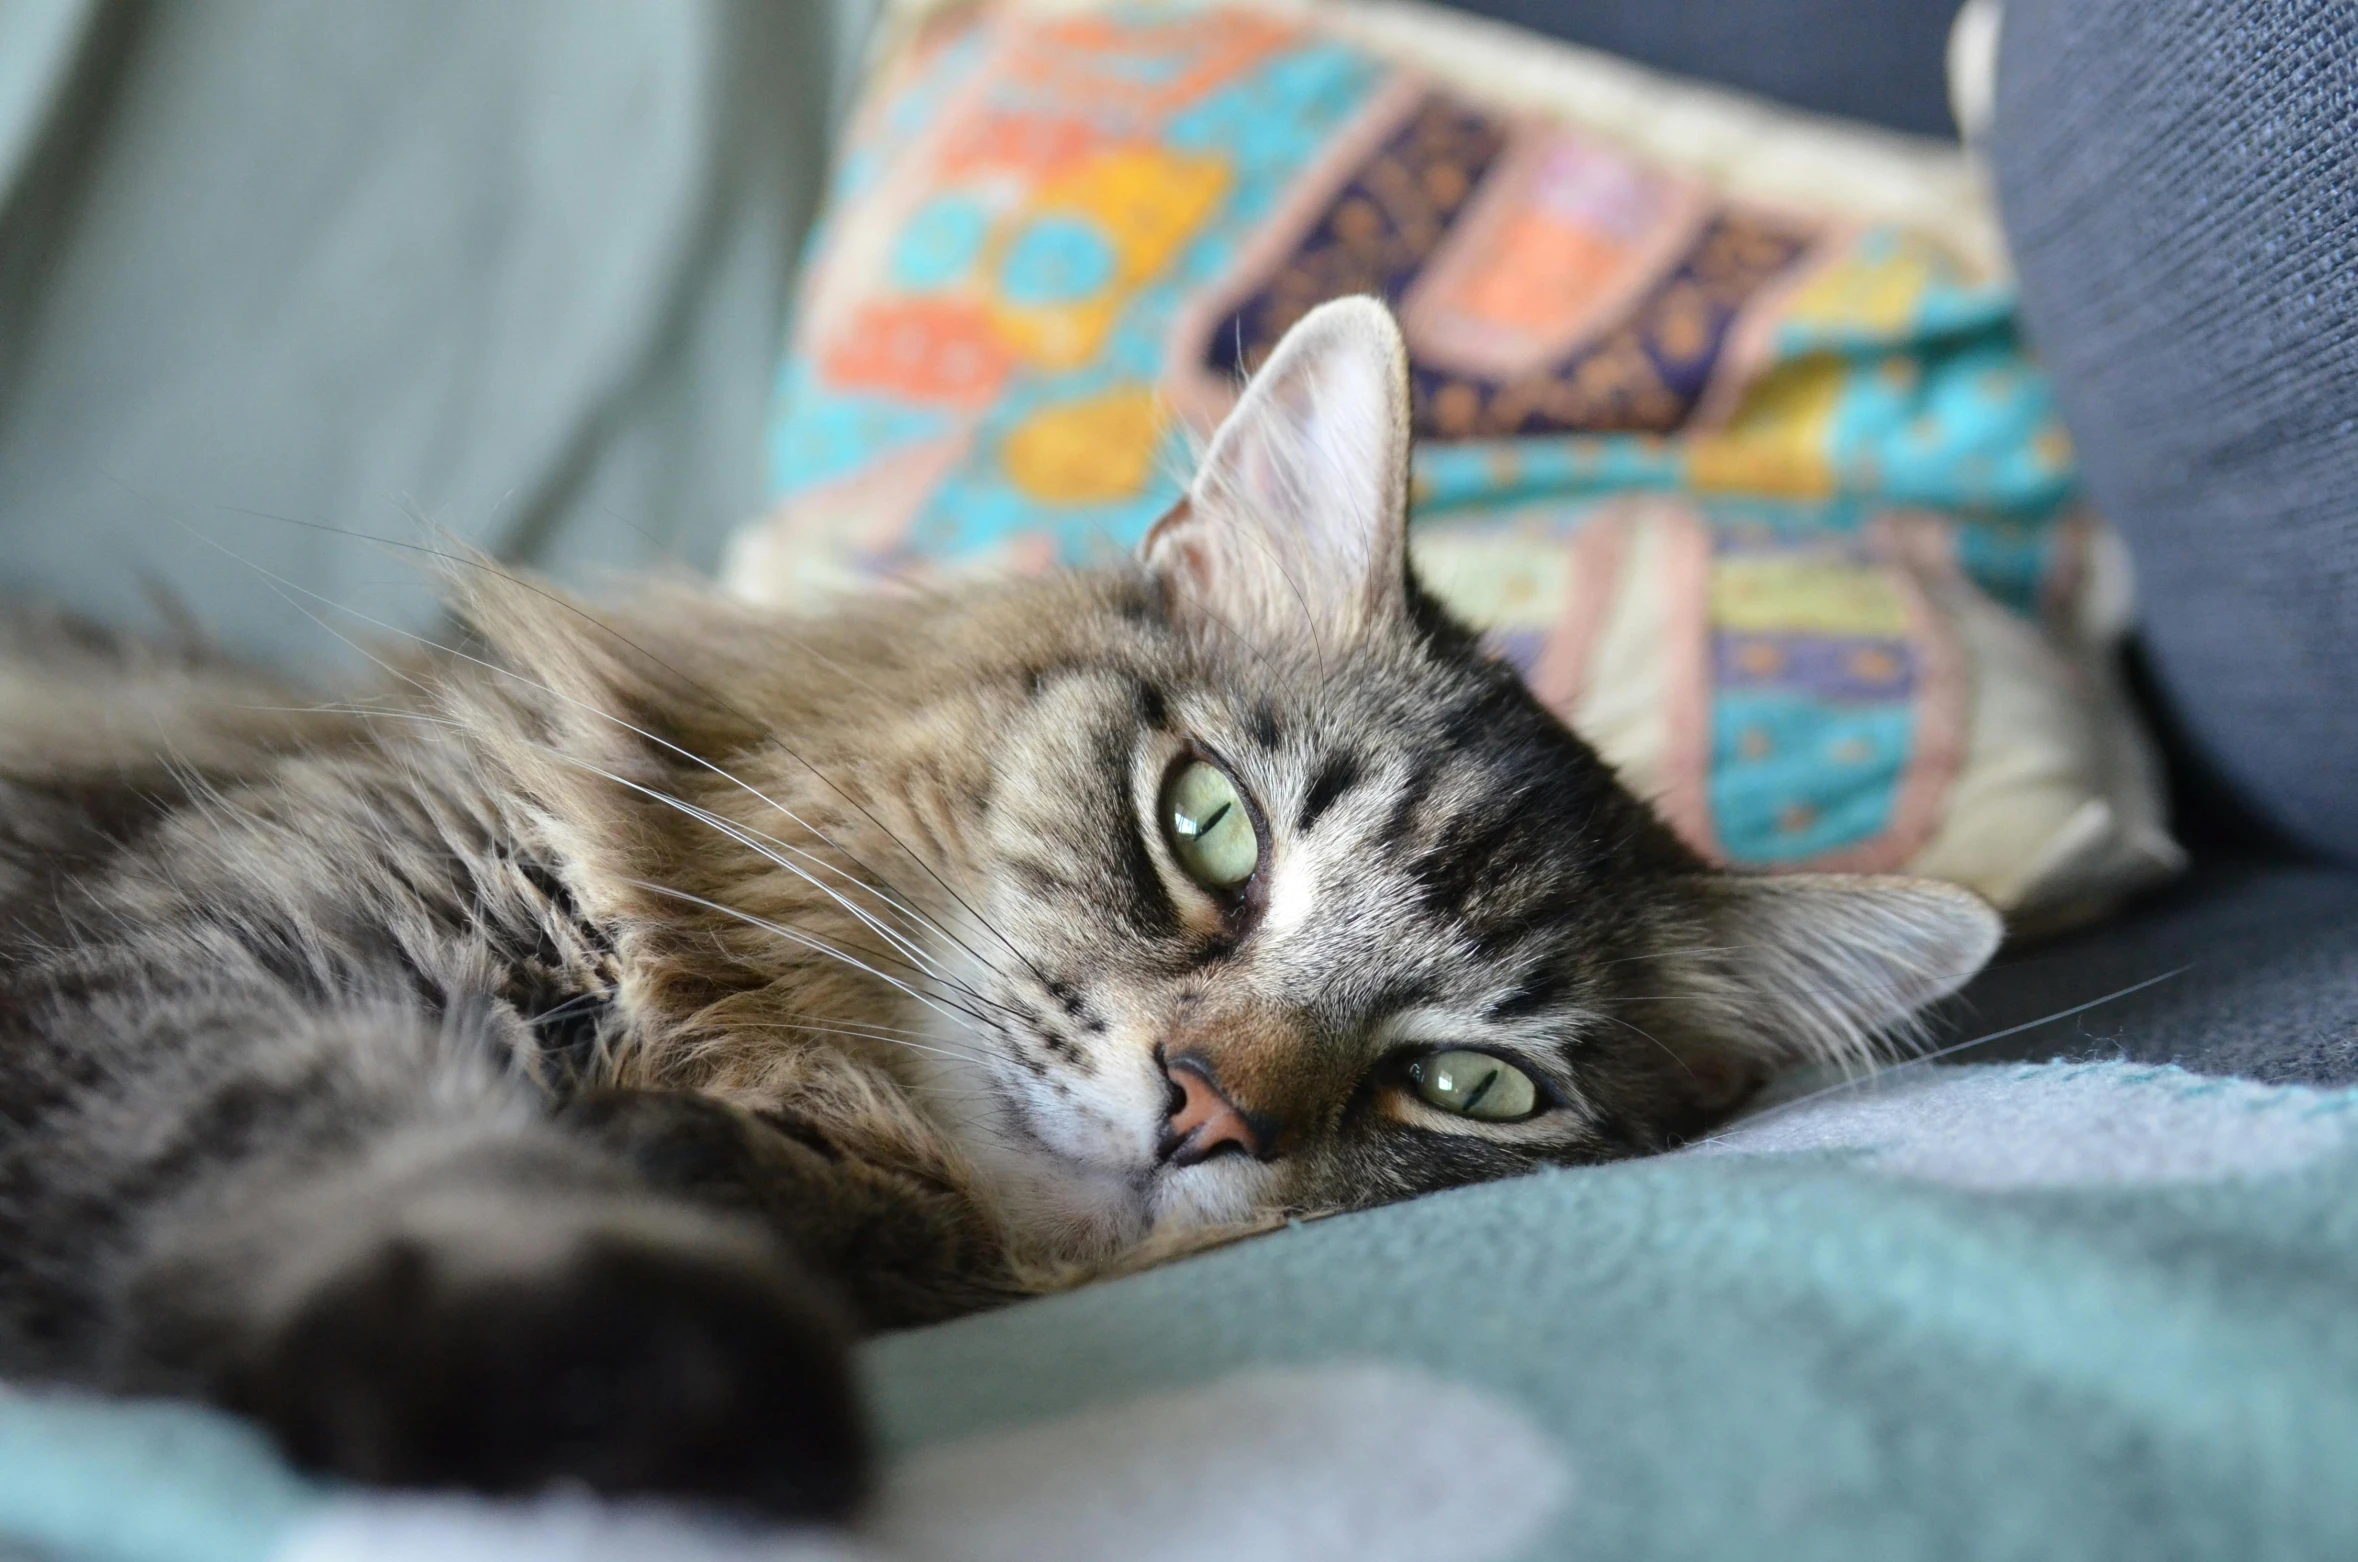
[725,0,2183,931]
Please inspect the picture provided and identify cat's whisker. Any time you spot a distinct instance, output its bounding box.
[633,789,996,999]
[719,1018,990,1070]
[173,515,1032,993]
[713,1013,954,1043]
[328,702,1002,1020]
[721,773,1045,995]
[677,813,1006,1009]
[577,769,994,1009]
[622,877,1006,1043]
[361,708,1007,1042]
[1585,1010,1703,1084]
[244,571,440,702]
[1692,965,2193,1144]
[729,1018,976,1051]
[1587,942,1760,969]
[397,670,1014,1013]
[1593,974,1982,1006]
[677,793,970,957]
[422,557,1063,999]
[604,793,1029,1030]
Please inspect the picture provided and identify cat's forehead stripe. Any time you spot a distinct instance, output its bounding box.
[1372,754,1441,853]
[1296,749,1361,832]
[1245,699,1280,749]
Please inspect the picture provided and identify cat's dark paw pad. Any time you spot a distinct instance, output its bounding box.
[229,1223,866,1520]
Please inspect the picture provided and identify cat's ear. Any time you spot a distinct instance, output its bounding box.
[1145,295,1413,651]
[1686,874,2002,1070]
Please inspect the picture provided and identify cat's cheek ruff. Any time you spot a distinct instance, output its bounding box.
[899,995,1182,1254]
[924,1075,1156,1260]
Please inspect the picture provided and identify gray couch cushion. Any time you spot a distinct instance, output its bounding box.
[1989,0,2358,864]
[1437,0,1969,136]
[1950,856,2358,1086]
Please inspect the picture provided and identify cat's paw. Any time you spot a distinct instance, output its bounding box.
[225,1215,867,1520]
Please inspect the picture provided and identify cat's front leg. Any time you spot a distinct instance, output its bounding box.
[560,1088,1017,1328]
[123,1123,870,1519]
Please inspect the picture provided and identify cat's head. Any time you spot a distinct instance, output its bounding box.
[878,298,2000,1257]
[480,298,1998,1267]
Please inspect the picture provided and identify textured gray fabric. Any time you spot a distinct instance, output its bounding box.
[0,0,857,669]
[1436,0,1967,136]
[0,1,96,211]
[1989,0,2358,863]
[1947,857,2358,1087]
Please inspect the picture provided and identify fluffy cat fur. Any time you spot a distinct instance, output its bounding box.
[0,300,1999,1518]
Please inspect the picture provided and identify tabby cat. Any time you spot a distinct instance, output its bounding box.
[0,299,1998,1519]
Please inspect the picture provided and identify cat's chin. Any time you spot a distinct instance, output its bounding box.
[966,1136,1155,1263]
[898,1048,1144,1258]
[967,1135,1284,1269]
[899,1041,1273,1263]
[920,1094,1267,1265]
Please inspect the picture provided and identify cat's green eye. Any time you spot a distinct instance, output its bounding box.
[1406,1050,1541,1122]
[1163,759,1260,890]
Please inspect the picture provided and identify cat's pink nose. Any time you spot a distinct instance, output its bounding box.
[1159,1056,1263,1167]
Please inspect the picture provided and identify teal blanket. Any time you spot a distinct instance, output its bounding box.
[8,1059,2355,1561]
